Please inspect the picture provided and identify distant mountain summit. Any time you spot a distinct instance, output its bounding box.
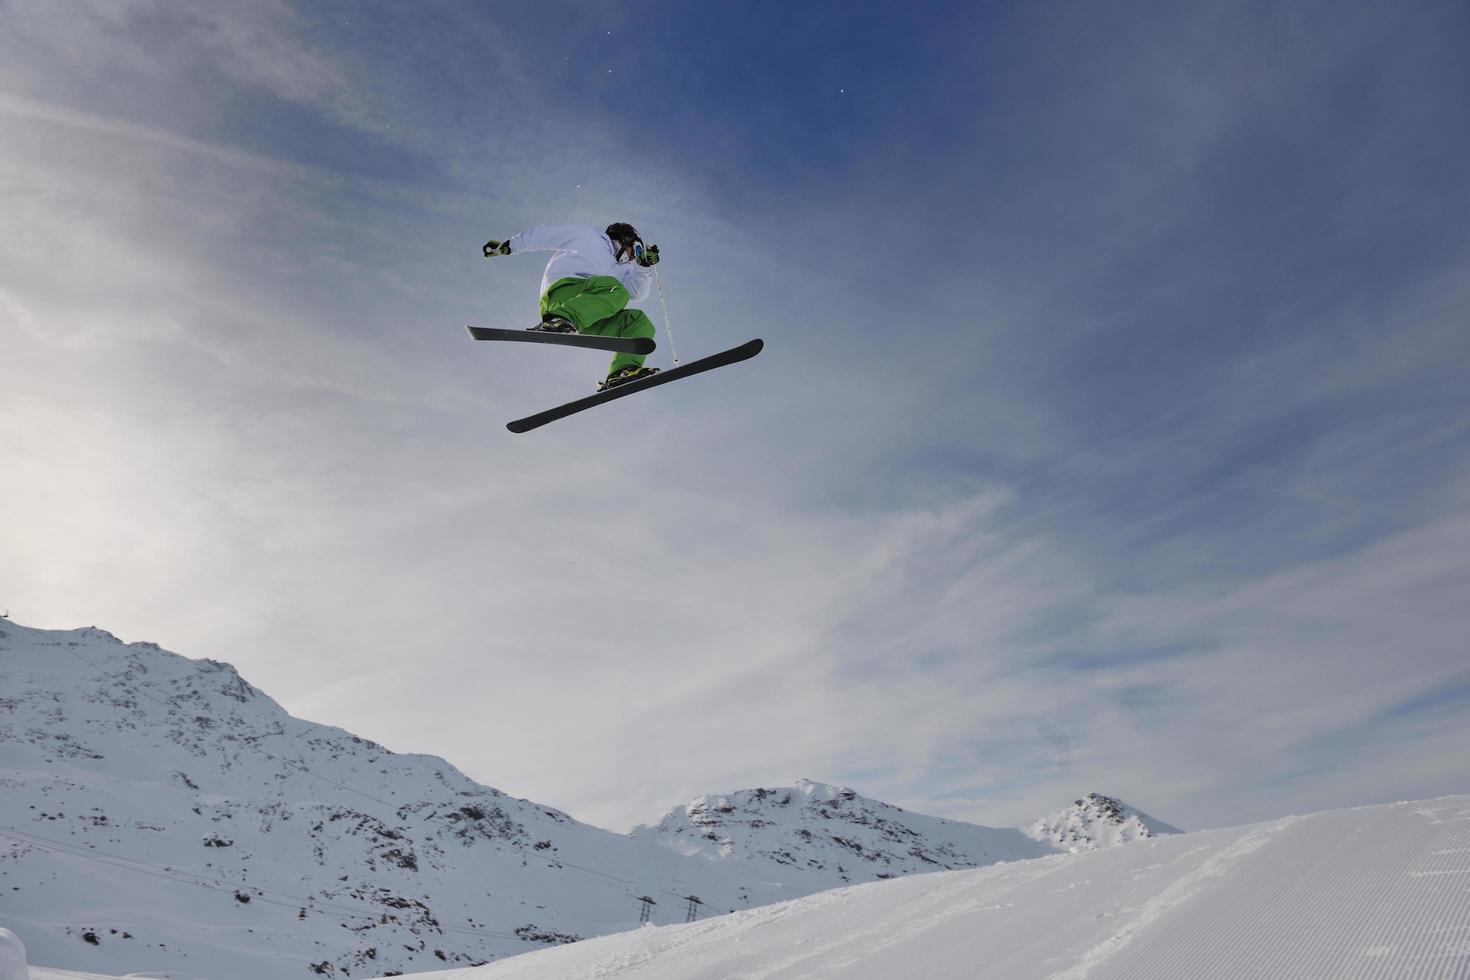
[636,779,1052,894]
[1026,792,1182,851]
[0,619,1174,979]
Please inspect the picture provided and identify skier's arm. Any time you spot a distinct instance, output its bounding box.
[617,262,653,303]
[507,225,596,255]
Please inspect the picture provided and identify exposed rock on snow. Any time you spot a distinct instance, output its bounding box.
[637,779,1052,885]
[1025,791,1181,852]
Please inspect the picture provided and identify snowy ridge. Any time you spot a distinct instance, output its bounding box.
[1025,792,1181,852]
[0,622,619,977]
[405,795,1470,980]
[0,620,1157,979]
[636,780,1051,888]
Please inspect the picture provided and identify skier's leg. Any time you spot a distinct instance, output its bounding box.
[581,309,657,374]
[540,276,629,331]
[540,276,655,375]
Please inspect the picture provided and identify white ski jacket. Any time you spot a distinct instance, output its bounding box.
[507,224,654,305]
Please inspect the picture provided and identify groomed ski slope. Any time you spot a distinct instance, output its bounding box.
[406,795,1470,980]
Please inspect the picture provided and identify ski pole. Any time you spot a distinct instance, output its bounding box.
[654,267,679,366]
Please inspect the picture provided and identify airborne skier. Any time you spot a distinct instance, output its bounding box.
[483,223,662,390]
[470,220,763,433]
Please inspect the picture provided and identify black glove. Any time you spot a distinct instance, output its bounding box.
[636,243,660,268]
[483,239,512,258]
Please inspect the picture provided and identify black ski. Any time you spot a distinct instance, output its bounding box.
[466,325,655,355]
[507,339,764,433]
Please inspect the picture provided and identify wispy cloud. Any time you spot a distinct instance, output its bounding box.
[2,0,1468,835]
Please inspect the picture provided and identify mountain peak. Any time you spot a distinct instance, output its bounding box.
[2,618,1178,978]
[1026,792,1182,852]
[639,780,1053,889]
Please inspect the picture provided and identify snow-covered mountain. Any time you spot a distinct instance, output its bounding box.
[19,797,1469,980]
[1025,792,1181,852]
[634,780,1051,898]
[0,620,1170,979]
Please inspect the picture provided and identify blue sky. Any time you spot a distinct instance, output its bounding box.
[2,0,1469,833]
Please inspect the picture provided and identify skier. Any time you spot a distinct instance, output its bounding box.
[483,223,662,390]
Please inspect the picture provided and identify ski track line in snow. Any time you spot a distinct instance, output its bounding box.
[703,873,980,980]
[1383,799,1470,980]
[1252,803,1431,980]
[1343,799,1454,979]
[1044,816,1303,980]
[767,881,993,978]
[1083,798,1470,980]
[1274,811,1398,980]
[1172,805,1404,980]
[777,854,1081,979]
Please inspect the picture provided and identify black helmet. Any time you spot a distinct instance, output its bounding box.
[606,222,642,254]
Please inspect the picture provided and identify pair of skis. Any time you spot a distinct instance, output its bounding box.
[466,326,763,433]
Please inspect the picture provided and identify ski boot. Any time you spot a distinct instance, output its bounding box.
[528,315,576,334]
[598,365,661,391]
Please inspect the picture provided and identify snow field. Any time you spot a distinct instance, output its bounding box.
[0,928,27,980]
[401,794,1470,980]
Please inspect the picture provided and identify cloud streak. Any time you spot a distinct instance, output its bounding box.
[3,0,1468,835]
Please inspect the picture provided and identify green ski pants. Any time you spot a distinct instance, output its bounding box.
[540,276,655,374]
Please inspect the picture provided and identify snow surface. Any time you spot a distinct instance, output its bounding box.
[0,621,1150,979]
[403,795,1470,980]
[0,927,28,980]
